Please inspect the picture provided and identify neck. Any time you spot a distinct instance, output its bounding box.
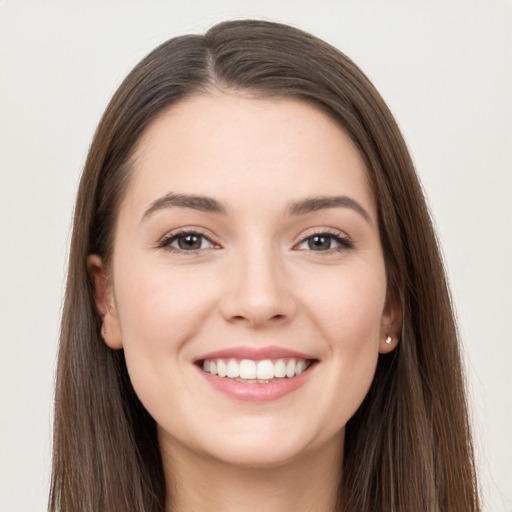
[161,435,343,512]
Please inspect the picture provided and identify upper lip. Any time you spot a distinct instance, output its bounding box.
[194,345,317,363]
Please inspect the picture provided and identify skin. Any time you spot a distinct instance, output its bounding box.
[89,93,400,512]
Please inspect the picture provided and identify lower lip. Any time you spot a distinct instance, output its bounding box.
[196,363,317,402]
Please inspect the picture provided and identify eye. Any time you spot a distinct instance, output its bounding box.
[296,232,352,252]
[160,231,217,252]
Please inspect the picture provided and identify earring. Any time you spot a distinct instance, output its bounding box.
[385,335,392,345]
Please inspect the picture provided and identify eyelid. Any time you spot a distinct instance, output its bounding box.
[156,226,352,253]
[293,227,353,251]
[157,227,222,252]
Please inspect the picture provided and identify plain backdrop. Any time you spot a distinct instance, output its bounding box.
[0,1,511,510]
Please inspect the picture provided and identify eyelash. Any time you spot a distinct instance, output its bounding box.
[158,229,219,253]
[295,229,353,253]
[158,228,353,254]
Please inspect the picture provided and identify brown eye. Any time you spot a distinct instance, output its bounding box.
[163,232,215,251]
[296,232,353,252]
[177,234,203,250]
[308,235,332,251]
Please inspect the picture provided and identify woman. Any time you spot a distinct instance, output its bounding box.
[49,19,480,512]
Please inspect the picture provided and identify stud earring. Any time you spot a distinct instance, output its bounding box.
[385,335,392,345]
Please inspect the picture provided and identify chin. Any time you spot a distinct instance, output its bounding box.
[195,420,337,470]
[207,440,309,469]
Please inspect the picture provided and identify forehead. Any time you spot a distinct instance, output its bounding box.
[122,93,375,221]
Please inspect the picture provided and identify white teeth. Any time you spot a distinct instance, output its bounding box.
[227,358,239,378]
[217,359,227,377]
[295,360,307,375]
[239,359,257,379]
[256,360,274,380]
[201,357,312,381]
[274,359,286,378]
[285,359,296,378]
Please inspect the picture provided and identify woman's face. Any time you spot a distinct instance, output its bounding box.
[92,93,398,468]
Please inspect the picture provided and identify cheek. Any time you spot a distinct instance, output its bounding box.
[300,264,386,418]
[303,262,387,345]
[115,257,218,340]
[112,261,219,398]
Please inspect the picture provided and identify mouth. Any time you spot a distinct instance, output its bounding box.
[196,357,317,384]
[193,346,319,401]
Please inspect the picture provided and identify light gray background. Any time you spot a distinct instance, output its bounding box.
[0,1,510,510]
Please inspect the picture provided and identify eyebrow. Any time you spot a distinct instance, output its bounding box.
[142,192,228,221]
[141,192,371,224]
[287,195,371,223]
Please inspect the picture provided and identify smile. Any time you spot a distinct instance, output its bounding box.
[201,358,312,382]
[194,346,318,401]
[195,349,318,401]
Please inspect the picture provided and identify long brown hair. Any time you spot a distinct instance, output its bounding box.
[49,19,479,511]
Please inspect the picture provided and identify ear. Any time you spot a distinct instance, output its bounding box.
[379,288,402,354]
[87,254,123,350]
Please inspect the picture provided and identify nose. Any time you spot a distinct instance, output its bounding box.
[219,247,296,328]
